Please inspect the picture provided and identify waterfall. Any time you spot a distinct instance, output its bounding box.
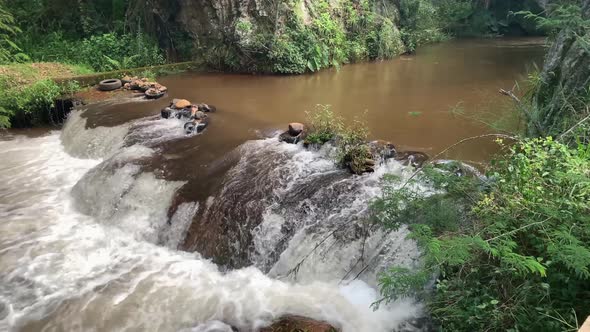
[0,110,427,332]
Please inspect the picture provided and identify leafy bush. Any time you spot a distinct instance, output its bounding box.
[399,0,448,52]
[79,32,165,71]
[373,137,590,331]
[269,36,308,74]
[435,0,474,34]
[336,117,371,173]
[0,79,63,127]
[18,31,165,72]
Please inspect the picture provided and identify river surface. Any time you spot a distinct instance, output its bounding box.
[1,38,545,331]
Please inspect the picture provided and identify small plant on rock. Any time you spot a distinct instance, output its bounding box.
[305,104,343,145]
[337,117,373,174]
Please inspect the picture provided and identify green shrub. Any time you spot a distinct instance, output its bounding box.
[373,137,590,331]
[269,36,308,74]
[305,104,343,144]
[336,117,371,171]
[79,32,164,71]
[399,0,448,52]
[434,0,476,35]
[367,18,405,59]
[0,79,63,127]
[18,31,165,72]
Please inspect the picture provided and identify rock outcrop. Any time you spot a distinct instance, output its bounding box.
[153,0,405,73]
[532,0,590,137]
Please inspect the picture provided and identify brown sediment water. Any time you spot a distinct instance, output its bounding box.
[83,37,546,162]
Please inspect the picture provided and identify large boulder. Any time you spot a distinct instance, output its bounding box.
[260,316,338,332]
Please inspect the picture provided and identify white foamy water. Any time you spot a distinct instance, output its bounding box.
[0,132,422,332]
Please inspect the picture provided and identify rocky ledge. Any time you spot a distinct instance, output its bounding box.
[278,123,429,175]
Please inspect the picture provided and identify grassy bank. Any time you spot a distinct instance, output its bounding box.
[0,61,205,128]
[0,62,94,128]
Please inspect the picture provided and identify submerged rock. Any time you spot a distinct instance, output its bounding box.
[260,316,338,332]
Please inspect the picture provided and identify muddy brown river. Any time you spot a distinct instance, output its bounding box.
[86,37,545,160]
[1,38,546,332]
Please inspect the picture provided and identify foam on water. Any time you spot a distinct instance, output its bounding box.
[0,132,422,331]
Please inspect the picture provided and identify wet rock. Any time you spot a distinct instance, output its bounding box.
[175,99,192,109]
[369,140,397,160]
[395,151,429,168]
[198,103,217,112]
[288,122,304,136]
[259,316,338,332]
[194,110,206,119]
[279,131,301,144]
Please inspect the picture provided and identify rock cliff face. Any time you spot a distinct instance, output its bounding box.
[154,0,405,73]
[533,0,590,136]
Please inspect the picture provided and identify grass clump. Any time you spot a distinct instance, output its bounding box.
[305,104,343,145]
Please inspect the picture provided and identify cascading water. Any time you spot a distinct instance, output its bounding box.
[187,138,422,287]
[0,110,426,332]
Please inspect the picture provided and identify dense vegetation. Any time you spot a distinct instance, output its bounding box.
[206,0,547,73]
[0,0,546,72]
[374,137,590,331]
[1,0,165,71]
[373,1,590,330]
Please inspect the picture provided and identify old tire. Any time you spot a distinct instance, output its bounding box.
[98,79,122,91]
[145,89,165,100]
